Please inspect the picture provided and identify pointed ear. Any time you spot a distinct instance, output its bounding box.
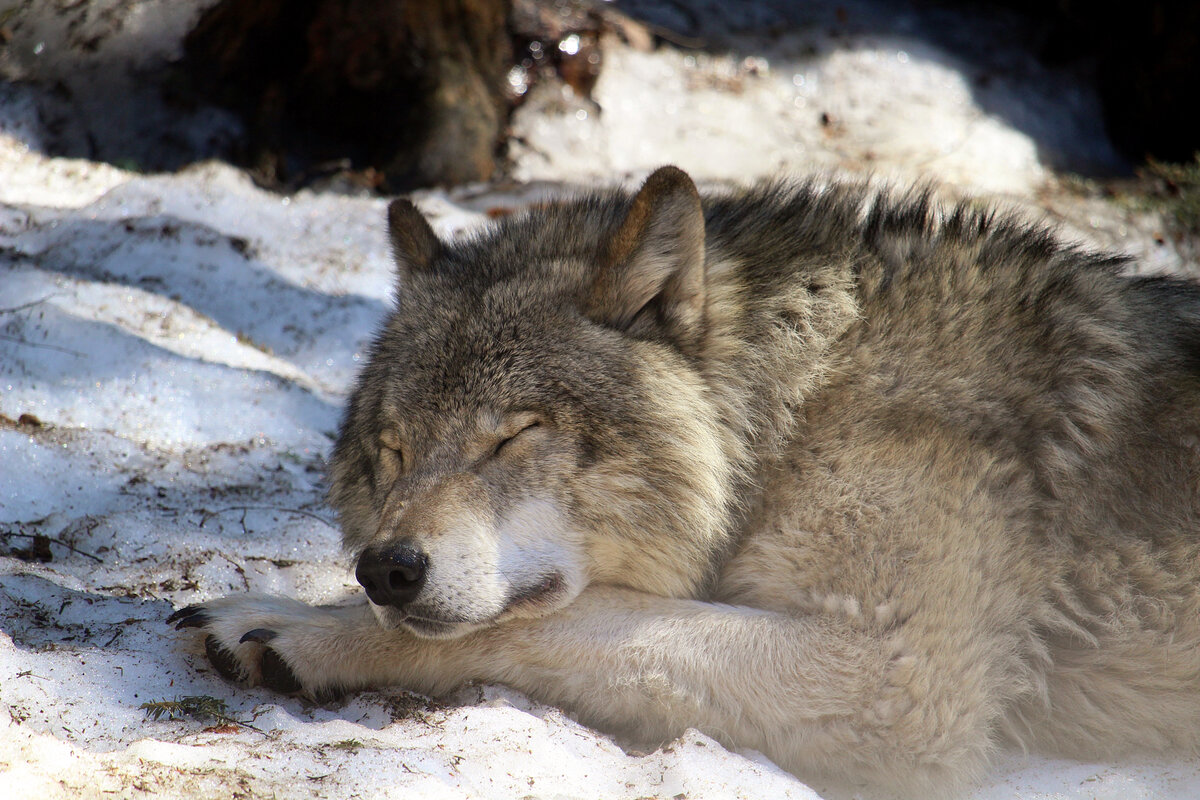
[387,198,442,275]
[586,166,707,354]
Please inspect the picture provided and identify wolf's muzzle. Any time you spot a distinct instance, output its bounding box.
[355,541,428,609]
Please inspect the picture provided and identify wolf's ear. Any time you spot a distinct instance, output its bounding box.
[387,199,442,275]
[586,166,707,354]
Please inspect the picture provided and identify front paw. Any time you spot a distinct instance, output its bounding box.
[168,594,357,702]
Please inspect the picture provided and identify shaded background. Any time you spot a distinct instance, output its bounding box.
[0,0,1196,192]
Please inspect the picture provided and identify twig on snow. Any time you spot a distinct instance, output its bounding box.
[0,531,104,563]
[198,505,337,529]
[0,333,84,357]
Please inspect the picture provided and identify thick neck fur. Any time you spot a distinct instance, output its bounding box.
[696,183,864,503]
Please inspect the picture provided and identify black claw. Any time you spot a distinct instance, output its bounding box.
[166,605,196,624]
[239,628,277,645]
[204,635,245,682]
[175,614,211,631]
[261,648,303,695]
[168,605,211,630]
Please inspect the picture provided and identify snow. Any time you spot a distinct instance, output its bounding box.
[2,2,1198,798]
[510,37,1049,195]
[508,1,1123,197]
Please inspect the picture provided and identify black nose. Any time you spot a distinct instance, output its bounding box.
[355,541,428,609]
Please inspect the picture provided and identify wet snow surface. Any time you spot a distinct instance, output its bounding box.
[2,1,1199,798]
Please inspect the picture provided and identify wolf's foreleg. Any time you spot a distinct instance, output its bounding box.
[175,585,997,792]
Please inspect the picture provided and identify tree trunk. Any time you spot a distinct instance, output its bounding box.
[182,0,512,189]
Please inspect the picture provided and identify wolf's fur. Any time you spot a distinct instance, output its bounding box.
[175,167,1200,796]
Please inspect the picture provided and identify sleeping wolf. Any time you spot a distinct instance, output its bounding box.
[171,166,1200,795]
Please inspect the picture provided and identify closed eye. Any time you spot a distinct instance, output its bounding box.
[378,430,406,476]
[379,444,403,473]
[493,421,540,457]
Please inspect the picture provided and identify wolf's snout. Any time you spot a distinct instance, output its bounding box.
[355,542,428,608]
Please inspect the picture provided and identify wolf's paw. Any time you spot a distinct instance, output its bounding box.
[168,594,356,702]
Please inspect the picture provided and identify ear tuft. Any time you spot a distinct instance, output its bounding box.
[387,199,442,275]
[587,166,707,354]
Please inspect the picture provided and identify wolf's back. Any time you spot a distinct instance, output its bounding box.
[702,183,1200,525]
[1126,274,1200,377]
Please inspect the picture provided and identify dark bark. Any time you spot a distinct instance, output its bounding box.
[182,0,512,189]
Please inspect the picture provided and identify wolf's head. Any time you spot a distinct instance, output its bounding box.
[329,167,743,638]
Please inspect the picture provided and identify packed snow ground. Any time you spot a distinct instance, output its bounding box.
[3,2,1200,799]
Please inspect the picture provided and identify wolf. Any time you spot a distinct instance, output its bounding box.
[170,166,1200,795]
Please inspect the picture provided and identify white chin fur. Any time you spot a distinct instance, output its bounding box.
[367,601,482,639]
[414,496,588,624]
